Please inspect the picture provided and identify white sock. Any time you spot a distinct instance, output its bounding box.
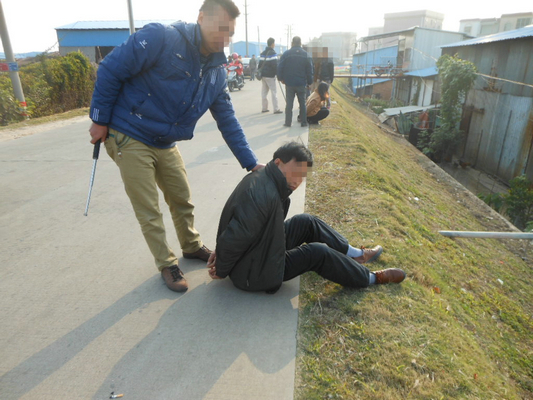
[369,273,376,285]
[347,245,364,258]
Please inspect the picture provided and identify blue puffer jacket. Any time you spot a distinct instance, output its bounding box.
[90,22,258,170]
[277,46,313,87]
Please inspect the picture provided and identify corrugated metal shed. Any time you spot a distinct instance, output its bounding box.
[56,20,176,30]
[404,67,438,77]
[351,45,397,94]
[410,29,468,71]
[55,20,177,49]
[440,24,533,183]
[442,24,533,48]
[359,26,470,42]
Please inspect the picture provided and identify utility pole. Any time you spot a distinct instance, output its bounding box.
[286,25,293,50]
[257,26,261,53]
[0,0,28,118]
[126,0,135,35]
[244,0,248,56]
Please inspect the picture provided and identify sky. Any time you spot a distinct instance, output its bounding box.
[1,0,532,54]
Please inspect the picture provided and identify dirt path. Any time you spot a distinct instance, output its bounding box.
[0,115,90,143]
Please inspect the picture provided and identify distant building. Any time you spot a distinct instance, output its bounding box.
[441,25,533,183]
[353,27,470,105]
[306,32,357,64]
[229,41,286,57]
[351,45,398,100]
[55,20,175,63]
[459,12,533,37]
[361,10,445,51]
[384,10,444,32]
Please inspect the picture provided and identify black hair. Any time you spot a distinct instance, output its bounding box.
[292,36,302,47]
[267,37,275,47]
[273,142,313,167]
[200,0,240,19]
[317,82,329,101]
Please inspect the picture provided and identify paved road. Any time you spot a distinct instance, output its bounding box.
[0,79,309,399]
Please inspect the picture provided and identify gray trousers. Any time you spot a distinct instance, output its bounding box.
[284,85,307,126]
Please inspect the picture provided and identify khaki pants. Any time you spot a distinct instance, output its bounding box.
[261,77,280,112]
[105,129,203,271]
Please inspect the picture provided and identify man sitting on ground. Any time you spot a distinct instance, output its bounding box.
[207,142,406,292]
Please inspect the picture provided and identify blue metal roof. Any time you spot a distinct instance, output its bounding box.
[442,24,533,48]
[404,67,438,77]
[55,20,176,30]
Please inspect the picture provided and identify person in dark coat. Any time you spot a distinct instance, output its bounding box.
[249,54,257,81]
[207,142,406,293]
[318,48,334,108]
[277,37,314,127]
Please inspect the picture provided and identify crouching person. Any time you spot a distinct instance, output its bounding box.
[207,142,406,293]
[306,82,330,125]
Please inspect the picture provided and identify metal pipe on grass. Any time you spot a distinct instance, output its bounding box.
[439,231,533,239]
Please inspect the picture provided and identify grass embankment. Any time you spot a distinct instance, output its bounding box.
[296,81,533,399]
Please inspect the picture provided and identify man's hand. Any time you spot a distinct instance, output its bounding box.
[251,163,266,172]
[89,122,109,144]
[207,251,223,280]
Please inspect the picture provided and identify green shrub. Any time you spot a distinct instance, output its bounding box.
[0,76,25,125]
[478,192,504,213]
[0,52,95,124]
[504,175,533,230]
[479,175,533,231]
[422,54,476,159]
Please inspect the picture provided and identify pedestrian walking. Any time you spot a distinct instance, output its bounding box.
[249,54,257,81]
[258,38,283,114]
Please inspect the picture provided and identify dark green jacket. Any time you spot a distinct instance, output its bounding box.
[215,161,291,291]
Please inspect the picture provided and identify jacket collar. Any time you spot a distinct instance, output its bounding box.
[265,160,292,200]
[171,21,227,67]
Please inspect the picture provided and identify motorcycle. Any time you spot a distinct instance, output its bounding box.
[226,65,245,92]
[371,61,404,77]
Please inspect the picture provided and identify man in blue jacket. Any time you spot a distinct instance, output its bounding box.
[89,0,263,293]
[277,37,313,127]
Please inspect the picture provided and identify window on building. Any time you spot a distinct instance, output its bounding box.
[503,22,512,31]
[464,26,472,34]
[516,18,532,29]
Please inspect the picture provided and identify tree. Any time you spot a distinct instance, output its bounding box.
[421,54,477,159]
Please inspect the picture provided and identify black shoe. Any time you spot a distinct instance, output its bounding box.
[274,110,283,114]
[161,265,188,292]
[262,109,269,113]
[301,122,308,127]
[283,123,291,127]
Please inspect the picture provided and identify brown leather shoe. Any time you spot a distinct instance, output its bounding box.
[353,245,383,264]
[183,245,212,262]
[161,265,188,292]
[374,268,406,284]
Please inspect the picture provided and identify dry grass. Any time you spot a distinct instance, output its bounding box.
[296,81,533,399]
